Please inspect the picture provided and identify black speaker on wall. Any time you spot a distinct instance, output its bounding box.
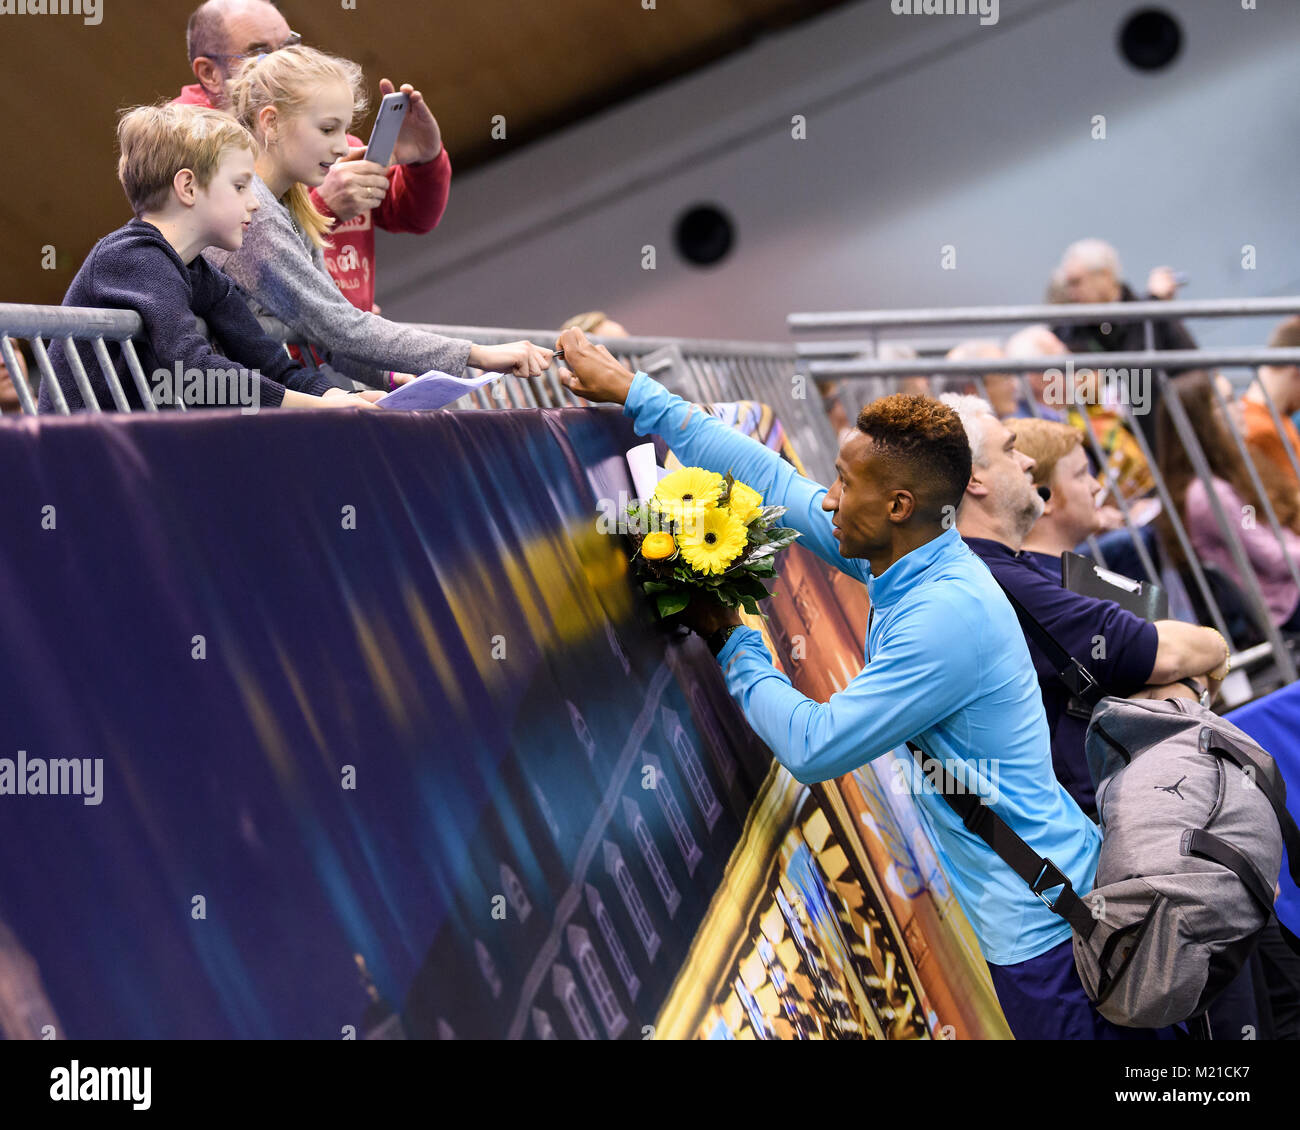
[674,204,735,267]
[1119,8,1183,72]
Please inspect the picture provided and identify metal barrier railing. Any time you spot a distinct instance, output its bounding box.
[0,303,840,486]
[789,297,1300,692]
[272,319,839,484]
[789,295,1300,333]
[6,293,1298,696]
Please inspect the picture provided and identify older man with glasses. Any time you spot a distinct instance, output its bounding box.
[174,0,452,318]
[1050,239,1198,448]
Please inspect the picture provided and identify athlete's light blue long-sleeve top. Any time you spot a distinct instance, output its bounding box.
[622,372,1101,965]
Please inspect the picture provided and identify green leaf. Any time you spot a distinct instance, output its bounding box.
[656,591,691,618]
[736,576,771,598]
[761,529,801,551]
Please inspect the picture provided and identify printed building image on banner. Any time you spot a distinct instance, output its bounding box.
[0,388,1008,1039]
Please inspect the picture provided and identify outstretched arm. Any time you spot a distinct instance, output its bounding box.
[714,588,983,783]
[207,193,473,379]
[556,328,866,583]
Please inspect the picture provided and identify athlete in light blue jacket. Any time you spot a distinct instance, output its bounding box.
[555,328,1165,1040]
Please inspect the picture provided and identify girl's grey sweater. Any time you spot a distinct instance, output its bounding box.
[205,176,472,386]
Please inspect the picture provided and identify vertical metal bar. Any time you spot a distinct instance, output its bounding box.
[1157,368,1296,680]
[29,337,69,415]
[504,374,527,409]
[1115,392,1232,640]
[556,357,581,406]
[767,354,835,485]
[714,353,738,401]
[699,355,723,402]
[62,337,102,413]
[500,376,520,407]
[0,335,36,416]
[675,355,703,401]
[1207,373,1300,593]
[1249,372,1300,489]
[119,338,159,412]
[771,358,814,468]
[540,364,566,407]
[693,356,724,402]
[688,354,717,402]
[90,336,133,413]
[1066,368,1159,584]
[736,354,764,405]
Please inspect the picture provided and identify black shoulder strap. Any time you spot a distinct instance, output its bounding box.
[995,578,1104,709]
[905,740,1096,940]
[869,607,1095,939]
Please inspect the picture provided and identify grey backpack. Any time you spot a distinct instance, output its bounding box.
[910,584,1300,1032]
[1074,696,1298,1029]
[910,697,1299,1031]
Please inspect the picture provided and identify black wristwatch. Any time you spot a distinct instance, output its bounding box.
[706,625,742,657]
[1177,677,1211,709]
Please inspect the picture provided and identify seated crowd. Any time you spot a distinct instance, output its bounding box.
[4,0,1299,1043]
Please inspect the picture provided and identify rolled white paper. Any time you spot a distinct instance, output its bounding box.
[627,442,662,504]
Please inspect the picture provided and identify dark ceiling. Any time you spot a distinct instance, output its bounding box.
[1,0,853,306]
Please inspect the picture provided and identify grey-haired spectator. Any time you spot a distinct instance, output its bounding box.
[1052,239,1197,447]
[1003,325,1071,423]
[944,339,1021,418]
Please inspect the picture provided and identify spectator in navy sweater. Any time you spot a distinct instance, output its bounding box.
[942,393,1228,817]
[39,103,380,413]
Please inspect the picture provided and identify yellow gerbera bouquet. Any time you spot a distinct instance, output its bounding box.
[624,466,800,619]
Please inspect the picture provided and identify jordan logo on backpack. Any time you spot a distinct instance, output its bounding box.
[1154,775,1187,799]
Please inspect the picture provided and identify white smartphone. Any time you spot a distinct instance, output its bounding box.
[364,92,409,166]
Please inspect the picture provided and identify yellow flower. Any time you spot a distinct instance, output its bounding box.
[652,467,724,522]
[641,532,677,560]
[726,481,763,525]
[678,506,748,575]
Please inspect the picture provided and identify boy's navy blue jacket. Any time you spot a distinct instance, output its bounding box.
[38,219,333,412]
[964,538,1159,816]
